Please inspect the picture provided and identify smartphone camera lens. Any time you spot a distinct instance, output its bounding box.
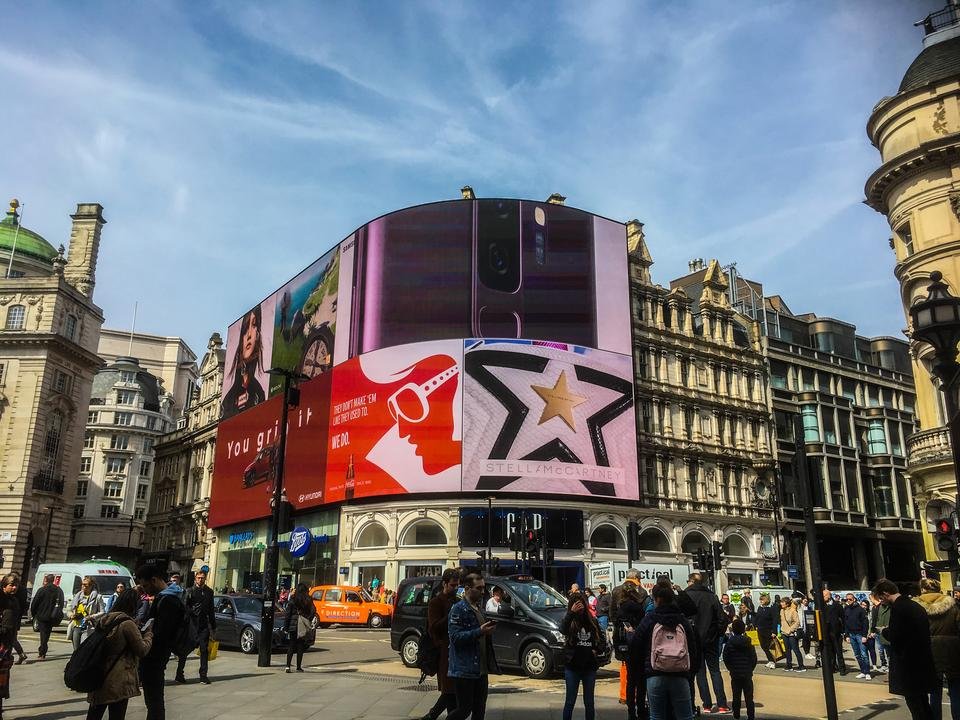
[489,243,509,275]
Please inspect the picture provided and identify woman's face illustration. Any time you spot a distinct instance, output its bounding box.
[241,311,260,362]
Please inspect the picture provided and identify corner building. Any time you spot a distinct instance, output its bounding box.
[865,5,960,570]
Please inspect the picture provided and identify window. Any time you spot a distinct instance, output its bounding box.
[79,457,92,473]
[814,332,835,353]
[114,412,133,426]
[680,358,689,386]
[74,504,85,519]
[142,438,154,453]
[684,407,695,440]
[54,370,72,394]
[897,223,914,257]
[87,411,98,424]
[139,460,151,477]
[83,431,94,448]
[636,348,647,379]
[106,457,128,474]
[641,401,652,433]
[104,481,123,498]
[896,471,911,517]
[116,390,136,405]
[146,417,157,430]
[891,424,904,456]
[774,410,795,441]
[110,434,129,450]
[873,472,896,516]
[844,461,860,513]
[867,420,888,454]
[42,410,64,482]
[136,483,149,500]
[802,369,815,391]
[903,394,915,414]
[729,416,738,445]
[134,507,145,520]
[64,314,78,340]
[76,480,88,497]
[867,386,880,407]
[800,405,820,442]
[770,361,788,390]
[100,505,120,519]
[119,371,137,383]
[688,460,699,500]
[701,414,712,438]
[324,589,342,602]
[838,410,853,447]
[4,305,25,330]
[822,408,837,444]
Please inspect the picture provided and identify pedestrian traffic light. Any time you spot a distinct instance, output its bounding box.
[935,517,956,553]
[524,529,539,561]
[491,556,501,574]
[713,540,724,569]
[544,548,555,565]
[477,549,488,573]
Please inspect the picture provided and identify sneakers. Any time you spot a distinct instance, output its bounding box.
[795,668,807,673]
[864,674,872,681]
[717,707,731,714]
[785,666,793,671]
[856,673,866,679]
[174,675,187,684]
[880,665,889,673]
[703,705,714,714]
[296,668,305,673]
[805,653,815,660]
[765,661,775,669]
[284,667,291,674]
[200,677,211,685]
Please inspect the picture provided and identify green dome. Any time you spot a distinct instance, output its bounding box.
[0,199,57,263]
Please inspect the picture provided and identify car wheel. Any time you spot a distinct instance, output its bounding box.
[400,635,420,668]
[240,626,258,654]
[368,613,384,629]
[522,642,551,679]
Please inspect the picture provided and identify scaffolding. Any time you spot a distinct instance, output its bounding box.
[723,263,782,339]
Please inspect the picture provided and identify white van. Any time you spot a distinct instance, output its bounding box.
[33,559,134,613]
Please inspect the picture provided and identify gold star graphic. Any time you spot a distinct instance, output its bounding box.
[531,370,587,431]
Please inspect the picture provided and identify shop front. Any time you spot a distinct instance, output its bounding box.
[278,509,340,589]
[214,521,268,593]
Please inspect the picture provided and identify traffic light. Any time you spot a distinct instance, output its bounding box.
[491,556,501,575]
[695,547,707,571]
[935,517,956,553]
[509,516,522,552]
[712,540,724,569]
[524,529,539,561]
[476,549,488,573]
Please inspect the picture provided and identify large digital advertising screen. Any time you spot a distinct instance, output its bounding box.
[210,198,636,528]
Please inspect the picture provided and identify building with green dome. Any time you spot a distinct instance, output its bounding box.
[0,198,106,579]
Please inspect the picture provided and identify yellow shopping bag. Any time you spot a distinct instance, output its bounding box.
[199,639,219,661]
[745,629,759,645]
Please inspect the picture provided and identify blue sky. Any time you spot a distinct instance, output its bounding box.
[0,0,938,356]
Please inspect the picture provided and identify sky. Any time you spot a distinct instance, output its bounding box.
[0,0,940,358]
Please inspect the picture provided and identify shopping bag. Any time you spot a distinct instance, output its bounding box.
[200,639,219,661]
[745,629,759,645]
[769,636,785,661]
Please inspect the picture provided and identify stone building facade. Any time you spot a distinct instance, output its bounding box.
[0,200,106,579]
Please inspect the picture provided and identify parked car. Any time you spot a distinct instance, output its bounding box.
[308,585,393,628]
[390,574,572,679]
[213,594,288,654]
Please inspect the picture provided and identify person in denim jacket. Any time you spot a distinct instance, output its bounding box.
[447,573,500,720]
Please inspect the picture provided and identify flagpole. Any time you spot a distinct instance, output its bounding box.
[127,302,138,355]
[5,201,23,279]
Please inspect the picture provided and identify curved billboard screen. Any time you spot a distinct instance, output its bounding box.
[210,199,635,528]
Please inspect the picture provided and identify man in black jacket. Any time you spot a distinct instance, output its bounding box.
[29,574,64,660]
[176,569,217,684]
[136,564,186,720]
[679,573,729,713]
[822,588,846,675]
[842,593,871,679]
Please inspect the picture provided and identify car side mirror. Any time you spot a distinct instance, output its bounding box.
[497,604,515,619]
[223,606,235,616]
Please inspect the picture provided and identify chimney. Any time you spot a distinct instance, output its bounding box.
[546,193,566,205]
[460,186,476,200]
[64,203,106,298]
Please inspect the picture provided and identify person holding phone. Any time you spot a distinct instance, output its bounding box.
[560,592,608,720]
[447,573,500,720]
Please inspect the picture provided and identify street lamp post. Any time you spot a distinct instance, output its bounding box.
[909,271,960,530]
[258,367,307,669]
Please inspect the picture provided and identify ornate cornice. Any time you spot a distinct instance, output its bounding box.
[864,134,960,212]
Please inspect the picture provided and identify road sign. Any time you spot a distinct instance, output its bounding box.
[787,564,799,579]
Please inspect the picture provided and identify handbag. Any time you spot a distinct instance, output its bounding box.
[201,639,219,661]
[769,636,785,661]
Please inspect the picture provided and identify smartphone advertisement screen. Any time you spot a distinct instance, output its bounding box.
[210,199,636,527]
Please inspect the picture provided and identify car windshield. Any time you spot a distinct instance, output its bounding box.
[502,578,568,610]
[231,597,262,614]
[88,575,133,595]
[360,589,374,602]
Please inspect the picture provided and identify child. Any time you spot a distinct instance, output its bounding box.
[722,619,757,720]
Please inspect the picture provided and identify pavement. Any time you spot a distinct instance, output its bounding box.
[5,627,922,720]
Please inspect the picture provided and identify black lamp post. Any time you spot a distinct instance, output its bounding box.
[909,271,960,522]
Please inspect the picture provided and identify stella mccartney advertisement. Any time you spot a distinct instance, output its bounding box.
[210,199,636,528]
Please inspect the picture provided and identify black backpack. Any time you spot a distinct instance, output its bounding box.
[64,616,126,692]
[416,630,440,683]
[170,594,196,657]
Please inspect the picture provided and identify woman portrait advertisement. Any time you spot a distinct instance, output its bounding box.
[221,296,276,420]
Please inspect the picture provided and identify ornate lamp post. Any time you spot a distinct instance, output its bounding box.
[909,271,960,514]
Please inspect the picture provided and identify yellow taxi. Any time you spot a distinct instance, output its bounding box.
[308,585,394,628]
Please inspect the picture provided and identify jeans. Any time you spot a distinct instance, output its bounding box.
[867,638,888,667]
[177,627,210,678]
[930,675,960,720]
[730,675,754,720]
[447,675,489,720]
[69,624,86,651]
[37,621,54,657]
[783,635,805,669]
[647,675,694,720]
[625,660,646,719]
[86,699,129,720]
[563,667,597,720]
[140,658,169,720]
[598,615,608,631]
[695,640,728,707]
[848,634,870,674]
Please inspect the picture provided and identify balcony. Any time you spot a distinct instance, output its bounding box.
[32,472,65,495]
[907,427,952,469]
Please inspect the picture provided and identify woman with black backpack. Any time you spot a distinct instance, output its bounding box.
[85,588,153,720]
[560,592,608,720]
[283,583,318,673]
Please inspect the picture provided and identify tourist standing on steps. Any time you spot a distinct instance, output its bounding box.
[422,568,461,720]
[873,578,937,720]
[30,574,64,661]
[915,578,960,720]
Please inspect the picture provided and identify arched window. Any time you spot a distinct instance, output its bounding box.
[722,534,751,557]
[400,520,446,547]
[355,522,389,549]
[681,531,710,554]
[590,524,625,549]
[638,527,671,552]
[5,305,25,330]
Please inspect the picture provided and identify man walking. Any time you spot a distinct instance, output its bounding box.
[422,568,461,720]
[447,573,499,720]
[596,584,611,632]
[30,574,64,660]
[679,573,730,713]
[822,588,846,675]
[136,564,186,720]
[843,593,872,680]
[176,568,216,684]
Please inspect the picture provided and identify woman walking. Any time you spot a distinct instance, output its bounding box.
[916,578,960,720]
[283,582,317,673]
[753,594,777,669]
[560,592,608,720]
[779,598,805,672]
[85,589,154,720]
[0,575,19,719]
